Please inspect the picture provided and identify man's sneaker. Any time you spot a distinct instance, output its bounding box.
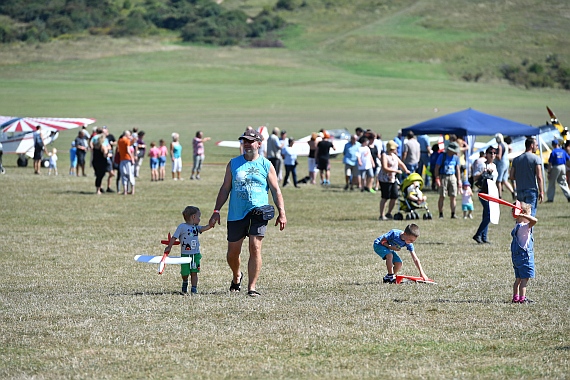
[385,213,393,219]
[439,212,444,219]
[383,275,396,284]
[106,188,115,193]
[473,235,484,244]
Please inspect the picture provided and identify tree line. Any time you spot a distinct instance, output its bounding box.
[0,0,287,46]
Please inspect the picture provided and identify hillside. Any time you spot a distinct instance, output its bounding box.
[1,0,569,87]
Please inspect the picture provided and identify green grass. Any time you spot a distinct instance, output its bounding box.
[1,157,569,379]
[0,1,569,376]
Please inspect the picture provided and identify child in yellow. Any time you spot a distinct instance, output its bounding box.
[164,206,212,294]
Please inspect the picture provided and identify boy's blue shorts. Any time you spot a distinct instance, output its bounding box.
[512,251,535,279]
[373,243,402,263]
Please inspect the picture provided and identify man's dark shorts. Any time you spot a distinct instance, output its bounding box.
[317,158,330,171]
[76,150,86,165]
[227,210,268,242]
[33,146,43,161]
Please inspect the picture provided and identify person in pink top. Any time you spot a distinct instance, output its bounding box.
[148,141,160,181]
[158,139,168,181]
[190,131,211,180]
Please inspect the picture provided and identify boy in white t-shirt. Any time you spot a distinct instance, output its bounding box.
[48,148,58,176]
[163,206,213,295]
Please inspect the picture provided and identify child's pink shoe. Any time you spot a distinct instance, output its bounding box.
[512,295,520,303]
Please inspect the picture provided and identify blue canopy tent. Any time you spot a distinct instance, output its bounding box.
[402,108,541,178]
[401,108,539,137]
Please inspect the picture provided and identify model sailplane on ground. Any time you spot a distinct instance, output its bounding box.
[216,126,351,157]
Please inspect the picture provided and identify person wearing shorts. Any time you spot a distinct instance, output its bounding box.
[163,206,212,295]
[434,141,462,219]
[378,140,409,220]
[209,129,287,297]
[373,224,428,284]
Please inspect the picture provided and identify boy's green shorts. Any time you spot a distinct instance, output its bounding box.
[180,253,202,276]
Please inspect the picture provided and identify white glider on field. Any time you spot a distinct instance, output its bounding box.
[216,126,351,157]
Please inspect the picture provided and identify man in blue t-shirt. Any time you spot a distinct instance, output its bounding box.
[342,134,360,190]
[546,139,570,202]
[209,129,287,297]
[434,141,462,219]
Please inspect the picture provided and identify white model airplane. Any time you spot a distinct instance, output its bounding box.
[0,116,96,166]
[216,126,351,157]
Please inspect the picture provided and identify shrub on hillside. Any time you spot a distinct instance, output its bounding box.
[500,56,570,90]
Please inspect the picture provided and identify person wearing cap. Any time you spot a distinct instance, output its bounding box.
[317,130,336,185]
[510,137,544,216]
[209,129,287,297]
[546,139,570,203]
[434,141,462,219]
[472,146,498,244]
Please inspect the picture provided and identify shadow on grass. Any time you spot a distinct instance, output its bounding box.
[58,190,99,195]
[109,290,232,296]
[393,298,501,304]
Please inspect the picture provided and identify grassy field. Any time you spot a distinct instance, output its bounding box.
[1,154,569,379]
[1,1,570,377]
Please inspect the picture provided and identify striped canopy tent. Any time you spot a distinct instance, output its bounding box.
[0,116,96,133]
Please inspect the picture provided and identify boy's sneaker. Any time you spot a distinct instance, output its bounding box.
[383,274,396,284]
[191,286,198,294]
[385,213,393,219]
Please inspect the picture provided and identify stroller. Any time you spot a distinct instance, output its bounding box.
[393,173,432,220]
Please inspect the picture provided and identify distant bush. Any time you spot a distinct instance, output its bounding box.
[500,55,570,90]
[0,0,287,47]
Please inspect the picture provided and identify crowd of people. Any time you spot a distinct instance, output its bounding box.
[62,126,213,195]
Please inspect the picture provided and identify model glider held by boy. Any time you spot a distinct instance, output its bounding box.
[134,232,184,274]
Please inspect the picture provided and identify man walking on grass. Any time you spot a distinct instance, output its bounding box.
[209,129,286,297]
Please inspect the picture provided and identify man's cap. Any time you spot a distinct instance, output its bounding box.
[239,129,263,142]
[447,141,460,153]
[552,139,559,146]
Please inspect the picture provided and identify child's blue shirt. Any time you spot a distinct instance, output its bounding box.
[374,229,414,252]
